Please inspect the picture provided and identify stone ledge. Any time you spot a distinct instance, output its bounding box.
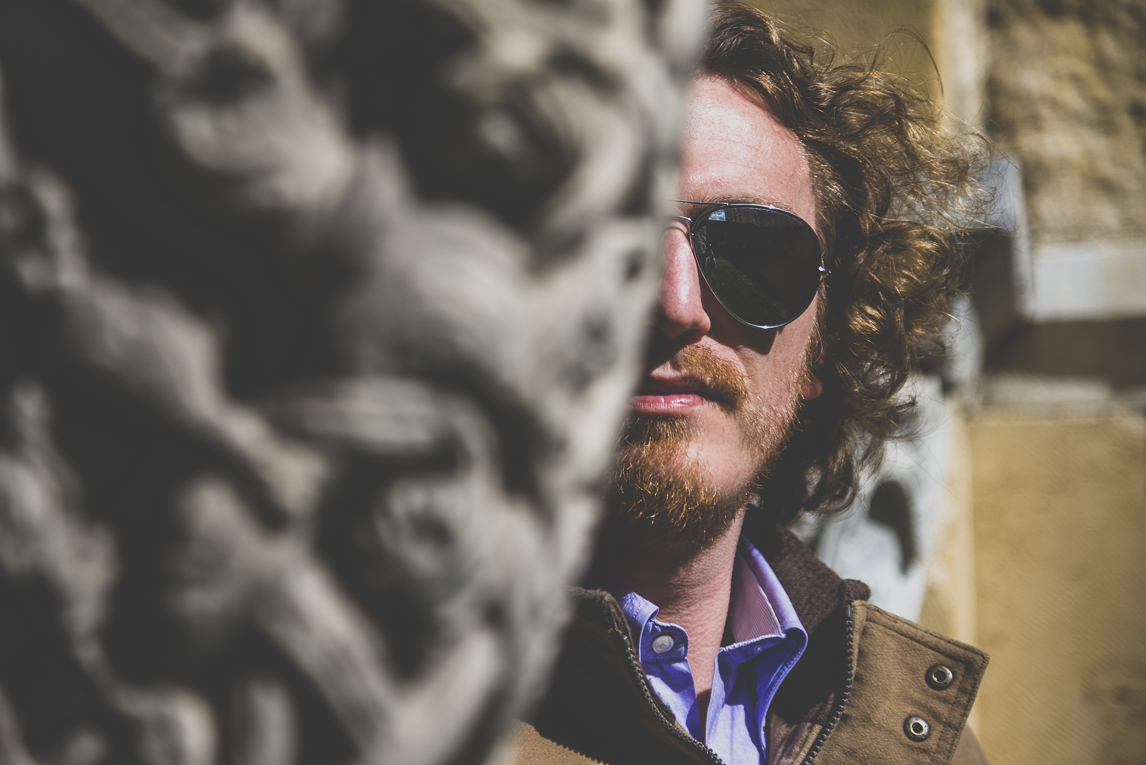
[1028,239,1146,321]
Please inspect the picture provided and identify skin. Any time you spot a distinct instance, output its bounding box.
[609,76,824,727]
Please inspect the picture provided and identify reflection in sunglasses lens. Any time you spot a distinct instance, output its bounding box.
[694,207,820,328]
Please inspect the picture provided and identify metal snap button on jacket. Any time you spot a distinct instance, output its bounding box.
[904,716,930,741]
[926,664,955,690]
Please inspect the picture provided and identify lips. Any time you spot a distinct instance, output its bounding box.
[630,372,725,414]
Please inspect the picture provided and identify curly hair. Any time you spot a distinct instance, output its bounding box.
[700,3,988,525]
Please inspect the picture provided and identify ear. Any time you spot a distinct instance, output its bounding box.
[802,373,823,401]
[803,343,826,401]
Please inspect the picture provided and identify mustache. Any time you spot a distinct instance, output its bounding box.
[670,344,749,411]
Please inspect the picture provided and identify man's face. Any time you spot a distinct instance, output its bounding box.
[607,76,823,559]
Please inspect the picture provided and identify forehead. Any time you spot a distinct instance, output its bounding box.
[677,77,817,230]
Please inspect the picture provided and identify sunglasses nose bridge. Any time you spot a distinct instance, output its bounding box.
[662,215,695,257]
[663,212,694,252]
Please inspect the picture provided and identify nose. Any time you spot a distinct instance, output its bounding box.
[654,222,712,339]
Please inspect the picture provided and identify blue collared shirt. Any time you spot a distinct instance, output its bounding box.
[614,537,808,764]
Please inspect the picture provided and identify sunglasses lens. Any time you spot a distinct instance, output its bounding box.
[692,206,822,328]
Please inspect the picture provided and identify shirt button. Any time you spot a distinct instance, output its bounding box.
[651,635,675,654]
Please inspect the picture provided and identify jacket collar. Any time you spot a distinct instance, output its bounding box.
[535,527,987,765]
[573,526,869,728]
[750,526,869,727]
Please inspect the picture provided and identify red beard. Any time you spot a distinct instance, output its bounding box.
[604,343,808,563]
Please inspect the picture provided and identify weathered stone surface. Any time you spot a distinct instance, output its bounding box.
[987,0,1146,243]
[0,0,705,762]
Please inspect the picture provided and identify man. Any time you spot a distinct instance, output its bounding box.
[513,4,988,764]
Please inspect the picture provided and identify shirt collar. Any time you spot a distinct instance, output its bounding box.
[607,535,809,759]
[731,536,805,644]
[610,536,807,657]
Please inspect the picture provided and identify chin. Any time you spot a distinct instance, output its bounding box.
[603,429,752,563]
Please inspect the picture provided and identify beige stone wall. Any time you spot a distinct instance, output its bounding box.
[967,411,1146,764]
[987,0,1146,244]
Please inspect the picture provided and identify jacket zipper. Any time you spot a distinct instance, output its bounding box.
[797,605,855,765]
[616,630,726,765]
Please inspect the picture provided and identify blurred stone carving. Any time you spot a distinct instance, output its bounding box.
[0,0,705,762]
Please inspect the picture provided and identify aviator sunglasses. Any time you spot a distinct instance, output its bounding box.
[668,200,829,330]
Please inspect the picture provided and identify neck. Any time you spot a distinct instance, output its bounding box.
[605,509,746,728]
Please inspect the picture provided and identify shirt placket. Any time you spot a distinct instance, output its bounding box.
[641,620,701,736]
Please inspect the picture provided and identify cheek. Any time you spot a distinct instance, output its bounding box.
[743,326,816,401]
[776,298,820,368]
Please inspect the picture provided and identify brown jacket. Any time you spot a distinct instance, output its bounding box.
[512,528,989,765]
